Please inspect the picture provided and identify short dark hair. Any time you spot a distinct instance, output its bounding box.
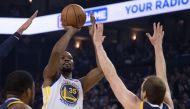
[142,76,166,105]
[5,70,34,96]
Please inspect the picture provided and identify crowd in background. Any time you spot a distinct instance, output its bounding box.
[0,21,190,109]
[4,35,187,109]
[0,0,190,108]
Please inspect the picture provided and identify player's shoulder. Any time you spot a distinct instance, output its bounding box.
[70,78,80,82]
[67,78,81,84]
[9,103,31,109]
[164,103,173,109]
[123,99,141,109]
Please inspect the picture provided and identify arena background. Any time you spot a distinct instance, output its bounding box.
[0,0,190,109]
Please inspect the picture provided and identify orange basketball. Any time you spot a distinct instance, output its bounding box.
[61,4,86,28]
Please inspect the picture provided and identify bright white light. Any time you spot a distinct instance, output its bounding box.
[132,34,136,40]
[29,0,32,3]
[75,41,81,49]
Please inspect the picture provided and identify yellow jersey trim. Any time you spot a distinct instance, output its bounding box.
[7,100,24,107]
[140,101,144,109]
[42,86,51,109]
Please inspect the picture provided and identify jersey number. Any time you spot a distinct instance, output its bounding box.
[69,88,77,94]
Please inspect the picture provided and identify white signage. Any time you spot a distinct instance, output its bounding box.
[0,0,189,35]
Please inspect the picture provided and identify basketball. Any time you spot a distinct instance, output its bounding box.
[61,4,86,28]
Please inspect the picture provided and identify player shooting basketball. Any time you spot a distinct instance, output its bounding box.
[92,23,174,109]
[42,8,103,109]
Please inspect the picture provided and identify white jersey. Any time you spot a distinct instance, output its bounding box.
[42,75,83,109]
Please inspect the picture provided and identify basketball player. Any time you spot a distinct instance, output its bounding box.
[0,70,35,109]
[0,10,38,96]
[42,15,103,109]
[0,10,38,60]
[92,23,174,109]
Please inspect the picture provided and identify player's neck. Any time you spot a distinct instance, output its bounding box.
[62,72,72,79]
[6,94,26,103]
[7,94,19,99]
[58,69,72,79]
[7,94,28,104]
[143,98,148,102]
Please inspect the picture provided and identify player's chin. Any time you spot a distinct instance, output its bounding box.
[61,67,72,72]
[29,99,34,106]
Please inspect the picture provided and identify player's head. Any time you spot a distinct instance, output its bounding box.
[5,70,35,105]
[141,76,166,105]
[59,51,74,77]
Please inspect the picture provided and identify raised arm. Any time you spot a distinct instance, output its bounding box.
[43,26,79,87]
[79,14,104,94]
[0,11,38,60]
[146,23,174,109]
[93,23,141,109]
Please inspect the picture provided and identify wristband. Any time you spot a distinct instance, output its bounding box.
[13,32,21,40]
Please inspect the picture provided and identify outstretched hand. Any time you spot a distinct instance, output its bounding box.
[93,23,105,46]
[16,10,38,34]
[89,12,96,37]
[146,22,164,48]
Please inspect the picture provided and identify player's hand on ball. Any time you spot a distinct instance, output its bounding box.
[63,26,80,33]
[93,23,105,46]
[16,10,38,34]
[146,22,164,48]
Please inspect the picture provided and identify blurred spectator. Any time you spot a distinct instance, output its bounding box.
[0,26,190,109]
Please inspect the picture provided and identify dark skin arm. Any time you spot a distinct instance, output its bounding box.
[79,68,103,94]
[43,26,79,87]
[79,14,104,94]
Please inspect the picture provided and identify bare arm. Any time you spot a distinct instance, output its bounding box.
[80,68,103,94]
[146,23,174,109]
[89,13,102,70]
[79,14,104,94]
[16,10,38,35]
[43,27,79,87]
[93,24,141,109]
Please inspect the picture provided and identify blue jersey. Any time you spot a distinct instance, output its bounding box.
[0,98,24,109]
[140,102,169,109]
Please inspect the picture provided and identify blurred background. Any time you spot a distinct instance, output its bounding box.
[0,0,190,109]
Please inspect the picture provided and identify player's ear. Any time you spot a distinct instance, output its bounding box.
[143,91,147,99]
[141,90,146,100]
[21,88,32,104]
[26,88,32,98]
[71,61,74,70]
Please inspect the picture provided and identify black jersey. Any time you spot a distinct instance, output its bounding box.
[140,101,169,109]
